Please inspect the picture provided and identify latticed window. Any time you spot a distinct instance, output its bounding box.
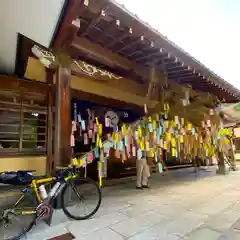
[0,89,47,155]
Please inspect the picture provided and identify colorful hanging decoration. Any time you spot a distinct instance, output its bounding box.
[71,103,233,187]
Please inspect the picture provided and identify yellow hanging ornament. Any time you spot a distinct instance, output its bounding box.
[153,120,157,130]
[98,124,102,136]
[180,135,184,143]
[95,117,99,126]
[138,127,142,138]
[171,138,176,148]
[181,118,184,126]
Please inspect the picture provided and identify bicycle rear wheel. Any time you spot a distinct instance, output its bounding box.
[61,177,101,220]
[0,191,37,240]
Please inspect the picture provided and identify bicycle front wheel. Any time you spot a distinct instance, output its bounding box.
[61,177,101,220]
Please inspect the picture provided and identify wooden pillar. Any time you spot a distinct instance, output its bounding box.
[46,69,54,175]
[54,66,72,168]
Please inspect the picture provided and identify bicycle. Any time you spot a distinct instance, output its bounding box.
[0,166,102,240]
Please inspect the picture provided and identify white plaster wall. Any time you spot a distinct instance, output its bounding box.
[0,0,65,73]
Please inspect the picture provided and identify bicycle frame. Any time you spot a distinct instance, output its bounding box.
[32,173,78,203]
[5,172,79,218]
[1,169,101,239]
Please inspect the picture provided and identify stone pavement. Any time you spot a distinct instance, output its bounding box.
[7,167,240,239]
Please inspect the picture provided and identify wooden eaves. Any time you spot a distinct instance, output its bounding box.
[50,0,240,103]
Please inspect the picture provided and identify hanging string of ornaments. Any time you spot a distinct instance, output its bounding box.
[71,102,232,187]
[31,45,233,187]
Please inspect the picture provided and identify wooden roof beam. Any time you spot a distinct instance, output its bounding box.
[104,1,240,99]
[168,68,192,75]
[72,36,134,70]
[79,10,105,37]
[169,73,196,79]
[71,35,154,81]
[115,35,145,53]
[105,27,132,48]
[167,61,185,70]
[135,48,166,63]
[51,0,86,50]
[79,0,109,37]
[100,18,121,37]
[126,42,154,59]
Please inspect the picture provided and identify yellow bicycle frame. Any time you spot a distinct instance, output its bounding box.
[30,174,78,202]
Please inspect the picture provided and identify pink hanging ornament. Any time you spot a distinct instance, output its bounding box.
[84,133,89,145]
[70,134,75,147]
[87,152,94,164]
[132,146,136,157]
[88,129,93,138]
[94,124,98,133]
[89,119,94,130]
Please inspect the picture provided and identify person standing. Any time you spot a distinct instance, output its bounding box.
[136,152,151,189]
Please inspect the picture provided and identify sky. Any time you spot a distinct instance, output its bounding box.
[115,0,240,89]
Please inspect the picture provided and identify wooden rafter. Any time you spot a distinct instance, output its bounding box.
[24,0,240,102]
[135,48,166,63]
[105,27,132,48]
[79,0,109,37]
[115,35,144,53]
[51,0,86,50]
[71,36,162,82]
[126,43,154,58]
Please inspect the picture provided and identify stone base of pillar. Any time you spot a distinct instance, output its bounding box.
[216,165,229,175]
[231,165,238,171]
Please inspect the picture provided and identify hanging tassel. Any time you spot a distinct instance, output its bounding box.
[81,120,86,131]
[94,124,98,133]
[94,148,99,158]
[124,135,128,146]
[98,161,102,188]
[96,134,100,146]
[118,141,124,151]
[92,132,95,143]
[87,152,94,164]
[95,117,99,126]
[89,119,94,129]
[145,141,150,151]
[132,146,136,157]
[144,104,148,114]
[99,138,103,148]
[148,123,153,132]
[84,133,88,145]
[155,151,158,162]
[77,113,81,123]
[88,129,93,138]
[181,118,184,126]
[98,124,103,136]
